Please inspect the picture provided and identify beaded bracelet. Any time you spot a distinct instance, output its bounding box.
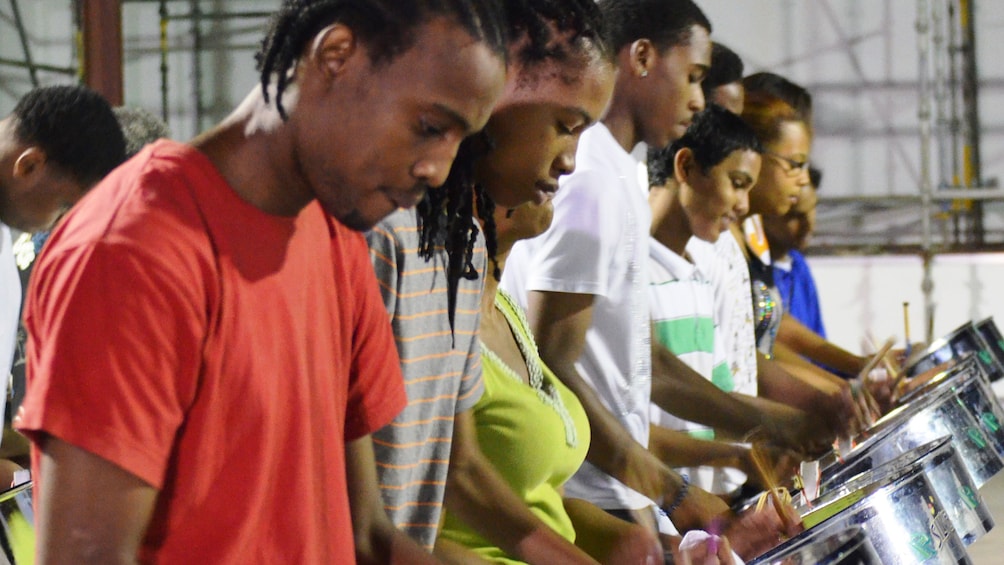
[664,473,690,518]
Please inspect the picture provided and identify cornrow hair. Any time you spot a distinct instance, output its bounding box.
[416,0,611,334]
[503,0,613,66]
[256,0,507,120]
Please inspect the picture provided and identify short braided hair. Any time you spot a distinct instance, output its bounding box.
[416,0,610,332]
[256,0,507,119]
[11,85,125,188]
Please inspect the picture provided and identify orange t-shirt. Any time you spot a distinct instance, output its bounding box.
[17,140,406,563]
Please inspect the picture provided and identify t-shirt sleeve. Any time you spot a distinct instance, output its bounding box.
[17,243,204,489]
[345,235,408,441]
[365,222,401,318]
[523,169,619,297]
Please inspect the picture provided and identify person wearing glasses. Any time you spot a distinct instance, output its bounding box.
[736,77,880,435]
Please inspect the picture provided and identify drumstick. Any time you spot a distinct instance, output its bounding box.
[750,443,796,533]
[858,337,895,381]
[903,302,912,358]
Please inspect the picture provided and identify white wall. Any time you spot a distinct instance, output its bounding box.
[808,252,1004,352]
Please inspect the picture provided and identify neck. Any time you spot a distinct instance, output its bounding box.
[650,187,693,257]
[192,88,314,217]
[601,90,641,153]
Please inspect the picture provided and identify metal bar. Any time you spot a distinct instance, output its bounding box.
[959,0,984,245]
[164,11,272,21]
[0,57,76,75]
[917,0,936,343]
[159,0,169,123]
[9,0,40,87]
[819,190,1004,204]
[190,0,203,133]
[81,0,124,105]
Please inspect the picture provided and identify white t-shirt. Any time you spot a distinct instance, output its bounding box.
[502,123,653,511]
[0,224,21,429]
[649,238,746,494]
[686,234,758,398]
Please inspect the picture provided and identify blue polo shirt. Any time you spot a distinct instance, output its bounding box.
[773,250,827,338]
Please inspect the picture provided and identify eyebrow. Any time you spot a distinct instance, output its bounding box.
[731,171,755,183]
[433,103,474,135]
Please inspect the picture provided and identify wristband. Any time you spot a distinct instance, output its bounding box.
[664,473,690,518]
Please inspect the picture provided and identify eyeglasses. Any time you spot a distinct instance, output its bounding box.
[764,151,810,177]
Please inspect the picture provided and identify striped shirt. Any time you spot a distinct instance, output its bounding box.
[367,208,485,549]
[648,238,745,494]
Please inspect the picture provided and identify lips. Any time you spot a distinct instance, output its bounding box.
[535,180,559,203]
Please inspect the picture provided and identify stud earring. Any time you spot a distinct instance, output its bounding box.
[641,69,649,78]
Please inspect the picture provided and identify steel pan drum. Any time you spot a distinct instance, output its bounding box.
[898,356,1004,458]
[975,317,1004,378]
[795,461,969,565]
[749,526,881,565]
[819,368,1003,488]
[905,320,1003,382]
[0,481,33,565]
[821,437,992,545]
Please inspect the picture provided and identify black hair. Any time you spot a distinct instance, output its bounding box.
[114,106,171,158]
[702,42,744,98]
[256,0,508,119]
[416,0,611,333]
[743,72,813,123]
[809,166,822,190]
[11,85,126,188]
[598,0,711,55]
[648,104,763,187]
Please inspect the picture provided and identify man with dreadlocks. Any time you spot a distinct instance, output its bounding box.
[15,1,505,563]
[366,1,647,562]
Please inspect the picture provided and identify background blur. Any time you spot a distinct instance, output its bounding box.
[2,0,1003,352]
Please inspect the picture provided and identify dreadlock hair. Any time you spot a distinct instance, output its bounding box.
[11,85,126,188]
[256,0,508,120]
[598,0,711,55]
[416,0,610,333]
[702,42,744,100]
[648,104,763,188]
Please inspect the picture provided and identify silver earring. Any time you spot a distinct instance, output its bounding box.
[641,69,649,78]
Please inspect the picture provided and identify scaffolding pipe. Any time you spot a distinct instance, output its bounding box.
[190,0,203,133]
[159,0,170,122]
[917,0,936,343]
[0,57,75,76]
[959,0,984,245]
[9,0,40,87]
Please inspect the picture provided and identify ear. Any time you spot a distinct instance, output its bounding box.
[673,147,694,185]
[308,23,358,80]
[628,39,655,78]
[12,147,46,180]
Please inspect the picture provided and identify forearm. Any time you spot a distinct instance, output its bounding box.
[773,343,849,389]
[648,425,747,469]
[777,315,864,376]
[345,437,439,565]
[650,343,761,436]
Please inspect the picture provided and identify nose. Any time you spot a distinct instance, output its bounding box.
[735,189,750,218]
[691,84,705,112]
[552,144,576,179]
[412,142,460,189]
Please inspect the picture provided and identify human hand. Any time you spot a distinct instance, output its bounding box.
[664,532,737,565]
[740,446,802,491]
[722,495,802,560]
